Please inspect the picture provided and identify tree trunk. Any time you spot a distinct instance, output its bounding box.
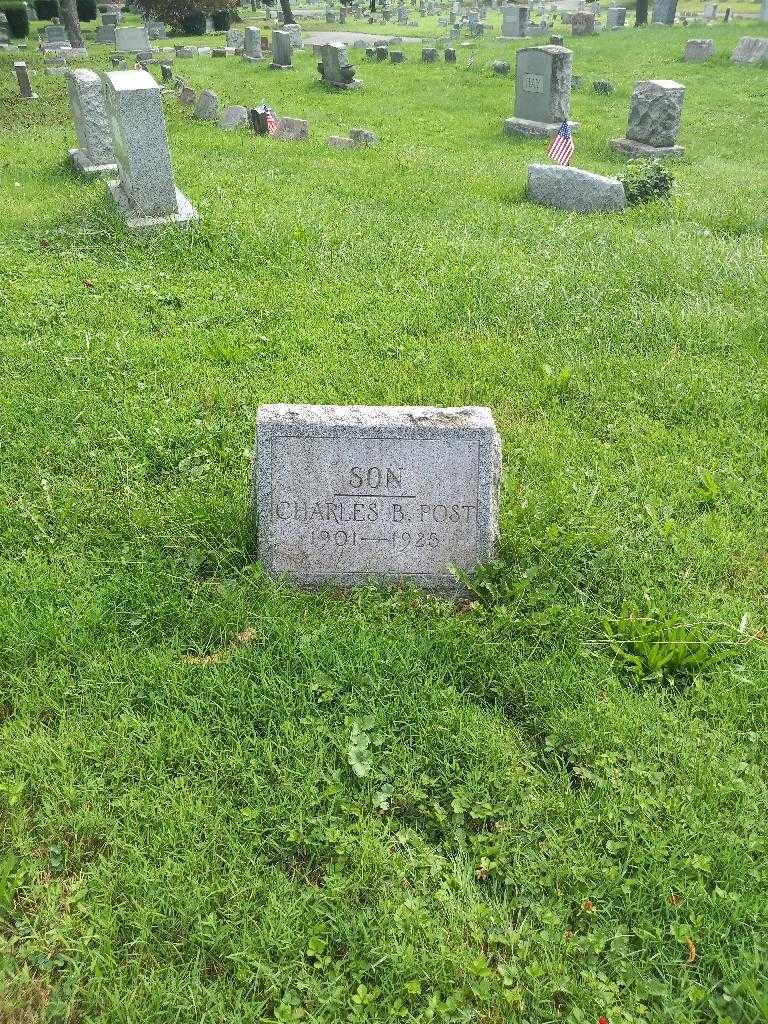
[60,0,85,47]
[635,0,648,24]
[279,0,296,23]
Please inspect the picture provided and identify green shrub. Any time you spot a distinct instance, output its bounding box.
[180,7,205,32]
[34,0,59,17]
[211,7,230,27]
[620,158,675,204]
[76,0,96,19]
[0,2,30,36]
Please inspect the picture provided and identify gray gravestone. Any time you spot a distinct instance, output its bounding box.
[103,69,198,229]
[318,41,361,87]
[492,59,510,73]
[179,84,196,104]
[527,163,626,212]
[761,0,767,20]
[390,48,405,60]
[570,10,595,33]
[194,89,218,119]
[611,79,685,157]
[702,1,718,15]
[652,0,677,23]
[504,45,578,138]
[220,103,248,128]
[445,46,456,60]
[96,25,116,42]
[243,25,263,59]
[273,116,308,140]
[422,46,437,60]
[605,6,626,27]
[684,37,714,59]
[114,24,150,52]
[500,3,529,36]
[732,36,768,63]
[14,61,37,98]
[271,28,292,67]
[285,21,302,47]
[252,405,501,592]
[67,68,116,173]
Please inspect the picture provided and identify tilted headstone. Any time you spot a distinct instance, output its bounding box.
[732,36,768,63]
[318,41,361,87]
[114,25,150,52]
[570,10,595,33]
[500,3,529,36]
[504,45,578,138]
[243,26,263,59]
[179,84,196,104]
[67,68,116,173]
[390,48,405,61]
[605,6,626,27]
[684,37,714,60]
[652,0,677,23]
[194,89,218,119]
[611,79,685,157]
[252,405,501,592]
[220,103,248,128]
[14,61,37,99]
[270,28,292,68]
[103,69,198,229]
[527,164,626,212]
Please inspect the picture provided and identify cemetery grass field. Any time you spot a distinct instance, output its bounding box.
[2,15,768,1023]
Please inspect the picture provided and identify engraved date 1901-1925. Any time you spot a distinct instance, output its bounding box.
[309,529,441,550]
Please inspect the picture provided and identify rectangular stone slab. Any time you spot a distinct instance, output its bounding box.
[253,405,501,591]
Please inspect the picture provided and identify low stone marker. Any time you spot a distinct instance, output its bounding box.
[329,126,377,147]
[570,11,595,34]
[13,61,37,99]
[220,104,248,129]
[318,41,361,87]
[684,38,714,60]
[179,85,196,105]
[252,404,501,592]
[500,3,529,37]
[114,24,151,52]
[273,116,308,140]
[103,69,198,230]
[593,78,614,93]
[160,62,173,82]
[732,36,768,64]
[611,79,685,158]
[67,68,116,174]
[504,45,578,139]
[422,46,437,60]
[527,164,626,213]
[652,0,677,24]
[390,49,405,61]
[492,59,510,74]
[194,89,219,119]
[243,26,263,60]
[445,46,456,61]
[270,28,292,68]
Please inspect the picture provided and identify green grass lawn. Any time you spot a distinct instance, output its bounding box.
[2,14,768,1024]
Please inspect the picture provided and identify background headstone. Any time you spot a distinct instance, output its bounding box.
[67,67,116,173]
[611,79,685,156]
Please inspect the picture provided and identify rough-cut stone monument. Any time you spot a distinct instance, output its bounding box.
[252,405,501,592]
[684,38,714,60]
[732,36,768,64]
[500,3,529,37]
[103,69,198,229]
[318,41,361,87]
[504,45,578,138]
[527,164,626,212]
[67,69,116,174]
[611,79,685,157]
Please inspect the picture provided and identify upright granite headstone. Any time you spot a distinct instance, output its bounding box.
[285,21,302,47]
[243,25,263,60]
[103,69,198,229]
[611,79,685,157]
[67,68,116,173]
[500,3,529,36]
[14,61,37,99]
[114,24,151,52]
[318,41,360,87]
[252,405,501,592]
[606,6,626,27]
[194,89,218,119]
[270,28,292,67]
[701,1,718,16]
[570,10,595,33]
[504,45,578,138]
[684,37,714,59]
[652,0,677,23]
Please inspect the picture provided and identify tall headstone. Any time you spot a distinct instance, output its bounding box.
[652,0,677,23]
[318,41,361,87]
[14,61,37,99]
[114,24,151,52]
[252,405,501,592]
[606,6,626,27]
[270,28,292,68]
[243,25,263,60]
[285,21,302,47]
[500,3,529,36]
[103,69,198,229]
[67,68,116,173]
[610,79,685,157]
[504,45,578,138]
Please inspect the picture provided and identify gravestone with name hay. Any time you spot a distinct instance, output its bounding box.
[67,68,117,173]
[252,405,501,592]
[103,69,198,229]
[611,79,685,157]
[504,44,578,138]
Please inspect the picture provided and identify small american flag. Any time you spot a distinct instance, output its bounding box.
[547,121,575,166]
[265,108,279,136]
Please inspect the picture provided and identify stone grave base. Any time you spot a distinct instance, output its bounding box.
[243,54,263,61]
[610,138,684,158]
[321,77,362,89]
[107,181,199,231]
[269,61,293,69]
[69,148,117,175]
[504,117,579,139]
[498,33,528,39]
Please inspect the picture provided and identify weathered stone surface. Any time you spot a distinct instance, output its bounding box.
[220,103,248,129]
[527,163,626,213]
[114,25,150,52]
[175,45,196,57]
[328,134,356,148]
[96,25,116,43]
[243,26,263,59]
[179,85,196,105]
[624,79,684,147]
[318,41,360,87]
[349,127,377,145]
[226,28,244,48]
[252,404,501,592]
[570,11,595,33]
[652,0,677,24]
[504,45,578,138]
[273,116,308,140]
[606,6,626,27]
[271,28,292,67]
[390,48,405,61]
[500,3,529,36]
[702,1,718,17]
[684,37,714,60]
[422,46,437,60]
[731,36,768,64]
[67,68,116,173]
[492,59,510,73]
[14,60,36,98]
[103,69,198,229]
[444,46,456,60]
[284,21,302,47]
[194,89,218,119]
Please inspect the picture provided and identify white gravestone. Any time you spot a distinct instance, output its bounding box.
[67,68,116,174]
[253,405,501,592]
[103,69,199,229]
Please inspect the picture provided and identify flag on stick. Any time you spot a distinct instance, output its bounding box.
[547,121,575,166]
